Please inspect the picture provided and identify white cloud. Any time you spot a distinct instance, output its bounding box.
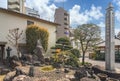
[115,10,120,21]
[26,0,57,21]
[0,0,7,9]
[114,0,120,22]
[69,4,103,27]
[98,22,105,28]
[87,5,103,20]
[69,5,89,27]
[115,28,120,35]
[26,1,103,27]
[54,0,67,3]
[113,0,120,7]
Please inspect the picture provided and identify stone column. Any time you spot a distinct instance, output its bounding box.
[105,3,115,71]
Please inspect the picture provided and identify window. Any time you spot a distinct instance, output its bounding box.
[64,18,67,21]
[27,20,34,25]
[64,13,68,16]
[64,23,68,25]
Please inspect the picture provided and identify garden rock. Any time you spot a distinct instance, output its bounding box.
[29,66,34,77]
[4,71,16,81]
[12,75,31,81]
[1,69,10,75]
[34,39,45,63]
[57,78,70,81]
[33,61,41,66]
[32,55,39,61]
[97,73,108,81]
[15,66,30,75]
[22,54,33,62]
[74,66,87,79]
[10,60,22,69]
[80,77,97,81]
[64,68,69,73]
[15,68,27,76]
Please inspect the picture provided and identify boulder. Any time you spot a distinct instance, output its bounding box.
[33,39,45,63]
[33,61,41,66]
[80,77,96,81]
[57,78,70,81]
[12,75,31,81]
[74,66,87,79]
[3,71,16,81]
[0,68,2,75]
[64,68,69,73]
[15,66,30,75]
[32,55,39,61]
[1,69,10,75]
[97,73,108,81]
[9,60,22,69]
[21,54,33,62]
[29,66,34,77]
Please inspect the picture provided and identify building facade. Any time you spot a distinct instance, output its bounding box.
[25,7,40,18]
[8,0,25,13]
[54,7,70,39]
[0,8,58,62]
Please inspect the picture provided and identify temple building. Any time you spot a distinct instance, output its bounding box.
[0,8,58,62]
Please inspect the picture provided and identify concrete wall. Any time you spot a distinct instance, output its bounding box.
[0,11,57,57]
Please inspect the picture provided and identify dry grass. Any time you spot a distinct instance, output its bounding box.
[0,75,5,81]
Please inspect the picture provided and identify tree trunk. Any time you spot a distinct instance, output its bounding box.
[82,51,85,65]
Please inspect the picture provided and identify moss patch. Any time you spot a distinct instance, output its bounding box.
[39,65,55,72]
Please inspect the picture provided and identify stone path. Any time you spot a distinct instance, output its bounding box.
[79,57,120,73]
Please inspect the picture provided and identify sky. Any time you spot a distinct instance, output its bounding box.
[0,0,120,39]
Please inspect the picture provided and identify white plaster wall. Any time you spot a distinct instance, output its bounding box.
[0,11,56,57]
[0,12,27,57]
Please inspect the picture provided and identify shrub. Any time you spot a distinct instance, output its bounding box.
[52,51,80,67]
[70,49,80,58]
[26,24,49,53]
[65,51,80,67]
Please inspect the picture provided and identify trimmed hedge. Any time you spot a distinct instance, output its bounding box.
[51,37,72,51]
[26,24,49,53]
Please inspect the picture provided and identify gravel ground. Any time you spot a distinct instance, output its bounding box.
[33,67,72,81]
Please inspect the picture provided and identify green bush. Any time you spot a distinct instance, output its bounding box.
[92,50,120,63]
[26,24,49,53]
[70,49,80,58]
[52,51,80,67]
[65,52,80,67]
